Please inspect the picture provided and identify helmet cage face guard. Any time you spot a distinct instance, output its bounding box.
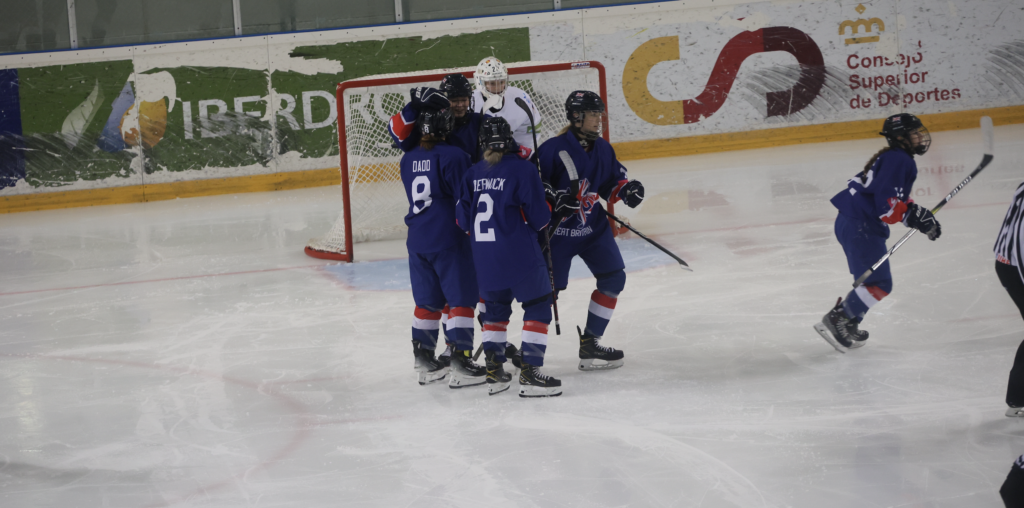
[908,126,931,155]
[571,110,606,141]
[476,57,508,100]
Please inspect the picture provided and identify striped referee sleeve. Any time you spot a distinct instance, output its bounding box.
[995,182,1024,269]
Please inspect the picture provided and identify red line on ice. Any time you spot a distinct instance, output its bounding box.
[0,263,328,296]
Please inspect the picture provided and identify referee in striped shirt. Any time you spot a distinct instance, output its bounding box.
[996,181,1024,417]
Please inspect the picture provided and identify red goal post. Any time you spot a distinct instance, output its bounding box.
[305,60,612,262]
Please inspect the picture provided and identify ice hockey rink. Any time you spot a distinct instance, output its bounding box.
[1,123,1022,507]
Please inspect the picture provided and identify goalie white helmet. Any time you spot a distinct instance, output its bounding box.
[475,57,508,100]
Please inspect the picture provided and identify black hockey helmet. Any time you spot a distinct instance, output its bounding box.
[565,90,605,123]
[418,107,454,139]
[566,90,605,143]
[439,73,473,99]
[880,113,931,155]
[479,116,517,152]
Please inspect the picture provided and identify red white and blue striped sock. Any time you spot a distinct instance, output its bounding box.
[482,321,508,360]
[584,290,617,337]
[520,321,549,367]
[843,285,889,321]
[411,306,441,349]
[446,306,475,352]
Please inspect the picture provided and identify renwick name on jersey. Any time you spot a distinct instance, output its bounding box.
[473,178,506,191]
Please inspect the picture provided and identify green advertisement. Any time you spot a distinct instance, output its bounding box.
[0,28,529,192]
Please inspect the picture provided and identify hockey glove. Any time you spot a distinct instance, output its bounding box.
[544,183,580,222]
[903,202,942,240]
[620,180,644,208]
[409,87,450,112]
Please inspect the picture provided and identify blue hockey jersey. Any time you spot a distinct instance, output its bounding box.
[388,103,484,162]
[830,149,919,238]
[457,153,551,290]
[400,142,472,253]
[538,131,628,240]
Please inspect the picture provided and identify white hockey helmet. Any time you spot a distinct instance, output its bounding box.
[475,57,508,100]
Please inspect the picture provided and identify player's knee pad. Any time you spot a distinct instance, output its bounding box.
[871,279,893,295]
[521,294,553,324]
[481,300,513,323]
[595,269,626,297]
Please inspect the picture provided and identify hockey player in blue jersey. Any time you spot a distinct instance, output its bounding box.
[457,117,561,397]
[388,75,485,162]
[538,90,644,371]
[814,113,941,352]
[401,106,487,388]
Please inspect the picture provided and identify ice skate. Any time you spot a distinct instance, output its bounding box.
[518,364,562,398]
[448,349,486,388]
[577,326,624,371]
[1007,407,1024,417]
[848,321,869,349]
[438,344,452,368]
[505,342,523,374]
[813,298,861,353]
[485,351,512,395]
[412,341,449,385]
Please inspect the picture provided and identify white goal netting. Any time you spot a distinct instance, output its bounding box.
[305,61,607,261]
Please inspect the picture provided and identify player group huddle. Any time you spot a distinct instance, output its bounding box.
[383,55,979,402]
[387,57,644,397]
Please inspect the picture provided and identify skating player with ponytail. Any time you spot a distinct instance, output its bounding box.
[538,91,644,371]
[457,117,561,397]
[815,113,942,352]
[400,106,486,388]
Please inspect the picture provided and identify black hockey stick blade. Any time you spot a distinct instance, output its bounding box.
[514,97,534,125]
[606,211,692,271]
[851,116,994,287]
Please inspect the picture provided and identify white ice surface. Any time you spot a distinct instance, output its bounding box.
[1,124,1023,507]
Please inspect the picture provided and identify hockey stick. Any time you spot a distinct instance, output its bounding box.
[605,211,693,271]
[851,116,994,287]
[515,97,562,335]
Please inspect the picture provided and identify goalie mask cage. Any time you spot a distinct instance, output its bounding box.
[305,60,610,262]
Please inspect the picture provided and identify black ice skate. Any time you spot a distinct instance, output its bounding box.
[505,343,523,372]
[578,326,624,371]
[812,298,864,353]
[412,340,449,385]
[448,349,487,389]
[518,364,562,398]
[438,344,453,368]
[485,351,512,395]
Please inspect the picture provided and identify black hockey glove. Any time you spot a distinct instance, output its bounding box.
[620,180,644,208]
[903,202,941,240]
[409,87,450,112]
[544,182,580,222]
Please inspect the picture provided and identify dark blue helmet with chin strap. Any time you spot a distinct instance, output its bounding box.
[880,113,931,156]
[565,90,605,142]
[418,107,454,139]
[479,116,517,153]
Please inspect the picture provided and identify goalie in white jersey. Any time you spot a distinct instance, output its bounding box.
[472,57,542,155]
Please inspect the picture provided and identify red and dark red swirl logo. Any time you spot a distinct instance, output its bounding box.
[623,27,824,125]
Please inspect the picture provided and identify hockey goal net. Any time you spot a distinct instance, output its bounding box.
[305,60,610,262]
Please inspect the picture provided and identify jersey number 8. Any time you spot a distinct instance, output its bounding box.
[411,176,432,214]
[475,194,495,242]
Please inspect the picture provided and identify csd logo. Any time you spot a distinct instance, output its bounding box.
[622,27,824,125]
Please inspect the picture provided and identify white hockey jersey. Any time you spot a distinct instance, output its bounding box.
[472,86,542,152]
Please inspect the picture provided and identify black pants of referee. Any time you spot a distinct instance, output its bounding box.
[997,261,1024,407]
[998,261,1024,508]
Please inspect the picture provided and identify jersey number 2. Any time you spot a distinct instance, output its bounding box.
[411,176,432,214]
[475,194,495,242]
